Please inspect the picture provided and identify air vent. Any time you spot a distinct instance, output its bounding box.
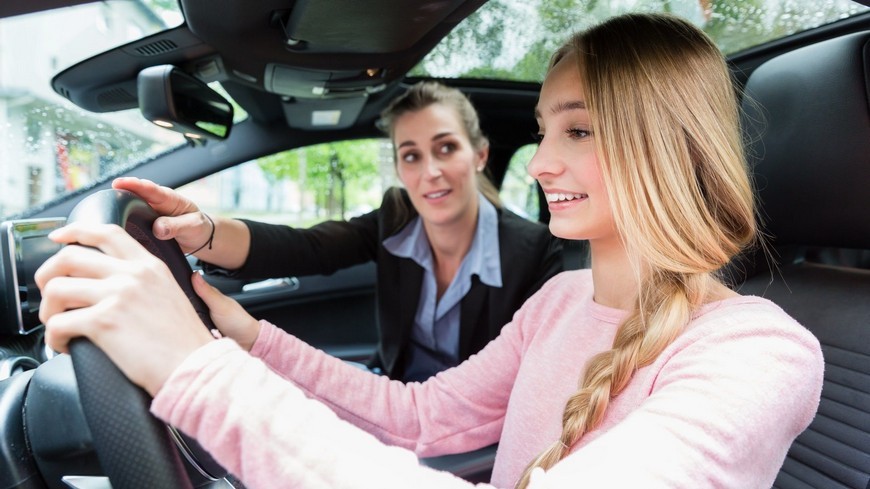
[134,39,179,56]
[58,87,71,100]
[96,87,137,110]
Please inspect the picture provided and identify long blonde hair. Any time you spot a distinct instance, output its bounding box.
[516,13,756,488]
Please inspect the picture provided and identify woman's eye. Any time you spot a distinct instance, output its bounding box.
[566,128,592,140]
[400,152,419,163]
[531,132,544,143]
[438,143,457,154]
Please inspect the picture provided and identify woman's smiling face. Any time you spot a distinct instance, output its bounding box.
[528,52,616,244]
[393,103,487,228]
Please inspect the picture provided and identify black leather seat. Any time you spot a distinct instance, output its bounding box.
[732,31,870,488]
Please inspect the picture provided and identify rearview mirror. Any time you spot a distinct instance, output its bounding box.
[138,65,233,141]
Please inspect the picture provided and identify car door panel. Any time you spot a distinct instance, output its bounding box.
[203,262,379,363]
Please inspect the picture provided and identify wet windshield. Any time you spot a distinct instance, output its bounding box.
[0,1,186,220]
[412,0,869,81]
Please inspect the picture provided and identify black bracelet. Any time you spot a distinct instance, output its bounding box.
[185,212,215,257]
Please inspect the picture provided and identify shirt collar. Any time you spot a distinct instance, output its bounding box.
[383,193,502,287]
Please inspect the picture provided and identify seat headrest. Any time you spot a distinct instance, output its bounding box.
[741,31,870,249]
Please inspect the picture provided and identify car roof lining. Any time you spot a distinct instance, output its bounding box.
[184,0,474,55]
[0,0,94,19]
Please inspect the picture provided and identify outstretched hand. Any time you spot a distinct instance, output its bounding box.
[35,222,215,396]
[112,177,212,254]
[112,177,251,269]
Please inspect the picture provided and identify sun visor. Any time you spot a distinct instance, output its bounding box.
[281,95,367,130]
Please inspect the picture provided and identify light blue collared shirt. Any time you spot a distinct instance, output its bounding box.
[383,193,502,382]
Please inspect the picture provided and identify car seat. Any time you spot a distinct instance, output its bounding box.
[730,30,870,488]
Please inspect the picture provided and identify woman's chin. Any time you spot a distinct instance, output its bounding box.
[548,220,581,240]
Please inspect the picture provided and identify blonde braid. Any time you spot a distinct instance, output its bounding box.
[515,272,709,488]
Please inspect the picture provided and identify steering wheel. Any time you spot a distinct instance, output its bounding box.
[64,189,227,488]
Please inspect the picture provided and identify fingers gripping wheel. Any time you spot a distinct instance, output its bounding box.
[65,189,226,488]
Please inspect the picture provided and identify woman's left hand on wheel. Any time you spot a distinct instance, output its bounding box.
[35,222,215,396]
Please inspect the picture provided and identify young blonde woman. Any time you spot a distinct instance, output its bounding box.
[112,81,563,382]
[37,13,823,489]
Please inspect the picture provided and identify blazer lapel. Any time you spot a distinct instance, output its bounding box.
[397,258,424,346]
[458,276,488,359]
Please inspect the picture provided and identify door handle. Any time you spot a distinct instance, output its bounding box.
[241,277,301,293]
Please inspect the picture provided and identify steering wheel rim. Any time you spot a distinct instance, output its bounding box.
[65,189,225,488]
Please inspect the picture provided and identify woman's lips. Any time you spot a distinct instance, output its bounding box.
[424,189,451,200]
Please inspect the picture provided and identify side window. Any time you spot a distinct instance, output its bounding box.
[499,144,539,221]
[176,139,399,226]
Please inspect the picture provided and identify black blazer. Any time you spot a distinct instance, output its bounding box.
[223,189,564,380]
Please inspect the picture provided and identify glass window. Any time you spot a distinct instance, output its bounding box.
[0,1,187,220]
[184,139,549,228]
[176,139,400,226]
[411,0,870,83]
[500,144,540,221]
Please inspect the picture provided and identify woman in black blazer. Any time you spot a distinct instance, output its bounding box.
[113,81,564,381]
[232,188,563,380]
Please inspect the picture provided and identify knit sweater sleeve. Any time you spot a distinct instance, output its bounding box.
[150,339,496,489]
[244,318,522,456]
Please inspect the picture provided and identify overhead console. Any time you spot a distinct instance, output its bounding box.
[264,64,388,99]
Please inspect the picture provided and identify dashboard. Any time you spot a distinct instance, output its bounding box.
[0,218,66,380]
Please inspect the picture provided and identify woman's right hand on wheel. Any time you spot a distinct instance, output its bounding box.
[112,177,213,254]
[191,271,261,351]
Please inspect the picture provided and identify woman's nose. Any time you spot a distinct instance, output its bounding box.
[527,138,559,179]
[424,156,442,178]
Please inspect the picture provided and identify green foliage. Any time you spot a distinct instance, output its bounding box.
[411,0,869,83]
[702,0,765,54]
[411,1,511,78]
[141,0,178,12]
[500,144,540,219]
[257,139,384,219]
[411,0,596,81]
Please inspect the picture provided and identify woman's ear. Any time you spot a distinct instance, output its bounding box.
[476,143,490,172]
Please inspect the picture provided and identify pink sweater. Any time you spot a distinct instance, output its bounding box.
[152,269,824,488]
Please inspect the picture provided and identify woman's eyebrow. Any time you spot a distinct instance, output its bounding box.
[398,131,454,149]
[534,100,587,119]
[431,131,454,141]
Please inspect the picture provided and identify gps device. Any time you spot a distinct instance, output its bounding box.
[0,218,66,335]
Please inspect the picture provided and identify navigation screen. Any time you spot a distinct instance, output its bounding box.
[1,218,66,335]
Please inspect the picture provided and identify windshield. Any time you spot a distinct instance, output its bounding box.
[412,0,870,81]
[0,1,186,220]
